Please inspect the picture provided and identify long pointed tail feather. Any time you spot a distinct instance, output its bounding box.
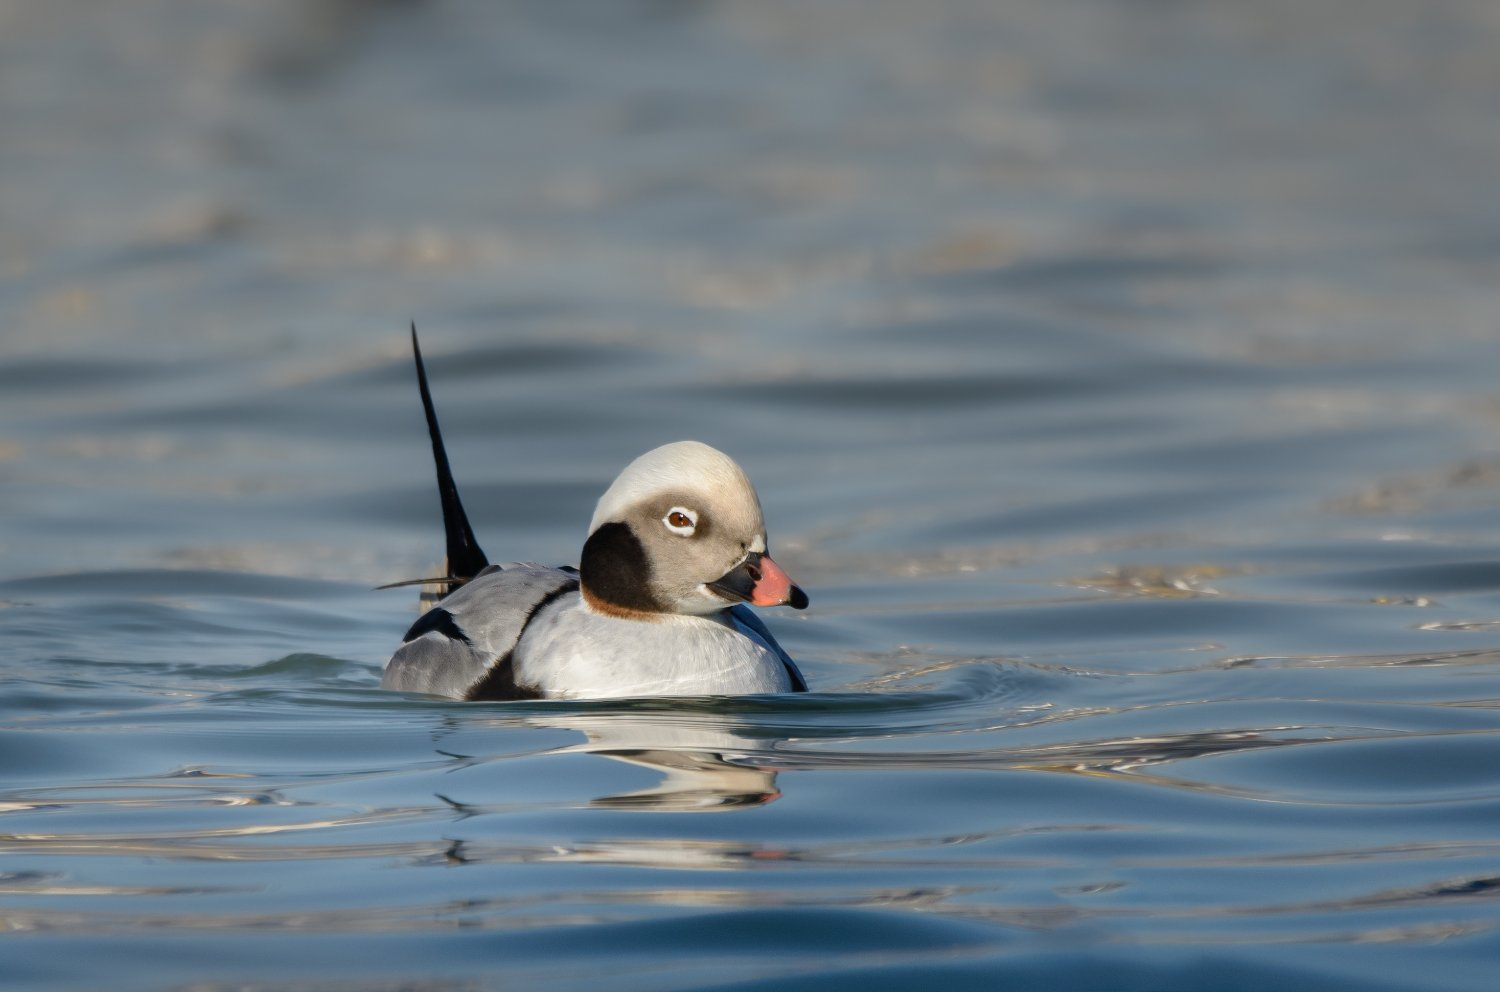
[410,323,490,589]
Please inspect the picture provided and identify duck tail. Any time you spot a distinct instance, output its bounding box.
[410,323,490,590]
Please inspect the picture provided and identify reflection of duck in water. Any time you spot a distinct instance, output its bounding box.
[551,711,784,811]
[428,708,787,813]
[381,327,809,701]
[587,750,780,811]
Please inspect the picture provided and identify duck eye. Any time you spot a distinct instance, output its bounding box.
[663,507,698,536]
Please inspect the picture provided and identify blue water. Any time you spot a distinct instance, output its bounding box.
[4,2,1500,989]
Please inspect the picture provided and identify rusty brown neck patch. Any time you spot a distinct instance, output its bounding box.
[580,583,665,622]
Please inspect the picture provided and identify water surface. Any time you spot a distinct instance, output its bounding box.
[3,2,1500,990]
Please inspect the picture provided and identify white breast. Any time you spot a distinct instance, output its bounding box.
[514,600,793,699]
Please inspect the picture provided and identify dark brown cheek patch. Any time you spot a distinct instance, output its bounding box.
[580,522,669,613]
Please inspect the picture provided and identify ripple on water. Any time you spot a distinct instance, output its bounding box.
[7,2,1500,987]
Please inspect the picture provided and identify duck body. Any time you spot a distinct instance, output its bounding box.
[383,563,804,700]
[380,327,809,701]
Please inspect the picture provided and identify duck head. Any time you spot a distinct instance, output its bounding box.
[579,441,809,618]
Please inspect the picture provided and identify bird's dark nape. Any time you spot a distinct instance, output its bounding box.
[411,322,490,589]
